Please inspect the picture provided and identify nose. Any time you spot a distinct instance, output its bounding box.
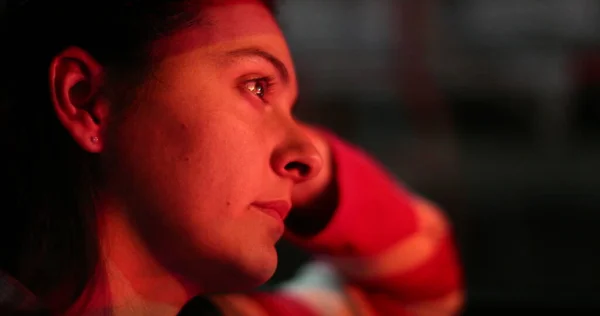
[271,130,323,184]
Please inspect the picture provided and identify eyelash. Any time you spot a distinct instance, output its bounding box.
[243,76,275,101]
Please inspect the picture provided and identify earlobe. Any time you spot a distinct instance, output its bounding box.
[49,46,109,153]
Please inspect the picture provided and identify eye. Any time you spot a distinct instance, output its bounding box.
[244,78,270,100]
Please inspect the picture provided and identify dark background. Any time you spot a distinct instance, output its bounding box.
[3,0,600,314]
[270,1,600,314]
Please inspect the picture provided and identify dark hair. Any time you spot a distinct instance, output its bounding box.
[1,0,275,312]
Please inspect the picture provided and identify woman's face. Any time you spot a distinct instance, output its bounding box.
[100,0,322,291]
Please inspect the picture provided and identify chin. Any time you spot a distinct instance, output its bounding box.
[232,247,279,290]
[196,246,279,293]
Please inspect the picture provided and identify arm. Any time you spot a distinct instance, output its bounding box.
[208,127,464,316]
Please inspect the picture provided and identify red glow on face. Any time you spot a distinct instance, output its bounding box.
[92,0,299,298]
[150,0,281,60]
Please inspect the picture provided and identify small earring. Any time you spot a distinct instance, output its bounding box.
[90,136,99,144]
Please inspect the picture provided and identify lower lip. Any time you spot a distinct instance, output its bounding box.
[252,205,285,232]
[254,206,283,222]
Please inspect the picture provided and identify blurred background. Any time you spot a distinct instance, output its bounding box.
[2,0,599,314]
[268,0,600,314]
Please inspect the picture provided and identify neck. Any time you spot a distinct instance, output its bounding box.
[65,261,184,316]
[65,197,201,316]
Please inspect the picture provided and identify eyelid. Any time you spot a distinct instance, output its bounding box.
[225,49,289,86]
[244,76,276,92]
[238,76,277,104]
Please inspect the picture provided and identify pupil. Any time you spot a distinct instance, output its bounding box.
[255,83,264,97]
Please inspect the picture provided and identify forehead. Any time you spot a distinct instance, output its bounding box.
[149,0,290,63]
[146,0,297,95]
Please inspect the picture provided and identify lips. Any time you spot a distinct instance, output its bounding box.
[251,200,292,221]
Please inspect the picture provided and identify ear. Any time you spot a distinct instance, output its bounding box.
[49,46,111,153]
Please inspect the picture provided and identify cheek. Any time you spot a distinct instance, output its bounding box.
[103,61,279,229]
[109,102,271,219]
[178,117,270,205]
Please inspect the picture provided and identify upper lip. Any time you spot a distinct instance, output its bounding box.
[251,200,292,220]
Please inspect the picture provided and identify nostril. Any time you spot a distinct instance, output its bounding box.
[285,161,310,177]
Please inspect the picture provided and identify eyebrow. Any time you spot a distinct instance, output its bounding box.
[223,47,290,84]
